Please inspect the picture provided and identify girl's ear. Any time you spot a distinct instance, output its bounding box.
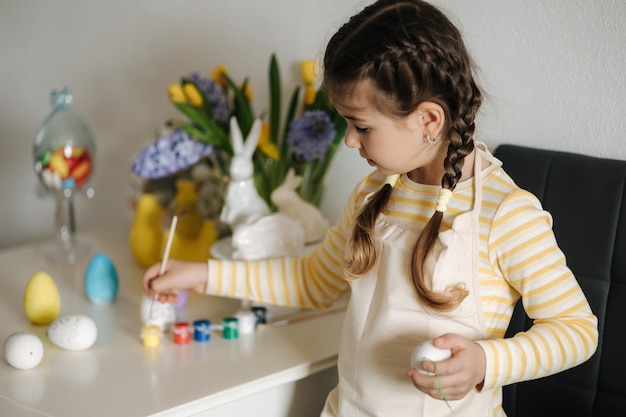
[414,101,445,139]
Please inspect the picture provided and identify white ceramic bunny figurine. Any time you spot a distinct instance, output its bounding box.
[231,212,305,260]
[220,117,270,229]
[271,168,330,243]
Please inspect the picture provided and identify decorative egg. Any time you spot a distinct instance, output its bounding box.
[140,294,177,331]
[24,271,61,325]
[4,332,44,370]
[84,253,119,304]
[410,340,452,375]
[47,315,97,351]
[37,146,93,190]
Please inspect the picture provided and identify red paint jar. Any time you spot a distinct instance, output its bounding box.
[173,322,191,345]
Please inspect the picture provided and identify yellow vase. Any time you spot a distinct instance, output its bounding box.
[129,193,164,268]
[164,219,218,262]
[173,179,202,239]
[167,179,219,261]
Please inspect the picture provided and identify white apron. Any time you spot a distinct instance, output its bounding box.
[322,146,493,417]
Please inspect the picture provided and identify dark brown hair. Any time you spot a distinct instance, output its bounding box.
[324,0,482,311]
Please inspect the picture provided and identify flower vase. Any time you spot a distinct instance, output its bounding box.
[129,186,221,268]
[129,193,165,268]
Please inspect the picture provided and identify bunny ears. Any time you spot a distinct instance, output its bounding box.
[230,116,263,158]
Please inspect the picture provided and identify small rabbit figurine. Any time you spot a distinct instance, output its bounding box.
[220,117,270,229]
[271,168,330,243]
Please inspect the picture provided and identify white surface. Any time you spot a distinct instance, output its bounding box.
[1,1,625,250]
[0,229,344,417]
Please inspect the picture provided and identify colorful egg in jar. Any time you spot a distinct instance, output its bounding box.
[33,87,95,193]
[35,145,93,191]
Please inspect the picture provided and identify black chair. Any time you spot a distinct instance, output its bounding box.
[494,144,626,417]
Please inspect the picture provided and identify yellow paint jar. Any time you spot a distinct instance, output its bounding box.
[141,325,161,347]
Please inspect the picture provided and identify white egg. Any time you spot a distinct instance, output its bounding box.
[4,332,44,370]
[140,295,177,331]
[410,340,452,374]
[47,315,97,351]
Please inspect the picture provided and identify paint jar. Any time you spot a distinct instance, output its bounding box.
[173,322,191,345]
[193,319,211,342]
[141,325,161,347]
[236,310,257,335]
[222,317,239,340]
[251,306,267,325]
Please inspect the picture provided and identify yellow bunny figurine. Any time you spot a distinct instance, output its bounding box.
[129,193,165,268]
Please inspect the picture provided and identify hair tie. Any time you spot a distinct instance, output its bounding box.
[385,174,401,188]
[435,189,452,212]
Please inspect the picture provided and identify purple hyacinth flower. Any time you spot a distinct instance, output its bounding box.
[131,128,214,179]
[286,110,336,161]
[188,73,229,125]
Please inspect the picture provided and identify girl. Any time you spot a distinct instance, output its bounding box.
[143,1,598,415]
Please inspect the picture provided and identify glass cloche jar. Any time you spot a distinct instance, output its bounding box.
[33,87,96,262]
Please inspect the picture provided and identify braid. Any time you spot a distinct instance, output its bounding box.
[324,0,483,310]
[345,184,393,278]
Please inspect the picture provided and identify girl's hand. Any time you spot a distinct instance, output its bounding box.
[407,333,486,401]
[142,259,208,304]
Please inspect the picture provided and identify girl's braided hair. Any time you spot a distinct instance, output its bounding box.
[323,0,482,311]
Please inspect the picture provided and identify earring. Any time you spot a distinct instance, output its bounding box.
[426,133,438,144]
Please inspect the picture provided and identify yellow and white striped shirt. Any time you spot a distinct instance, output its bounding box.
[206,155,598,411]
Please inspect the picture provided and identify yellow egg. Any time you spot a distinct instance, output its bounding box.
[24,271,61,325]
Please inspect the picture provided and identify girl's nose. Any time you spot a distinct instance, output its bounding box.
[344,130,361,149]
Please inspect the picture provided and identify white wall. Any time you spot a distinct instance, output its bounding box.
[1,0,625,249]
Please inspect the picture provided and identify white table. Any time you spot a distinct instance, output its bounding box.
[0,228,345,417]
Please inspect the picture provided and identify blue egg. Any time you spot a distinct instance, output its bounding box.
[84,253,119,304]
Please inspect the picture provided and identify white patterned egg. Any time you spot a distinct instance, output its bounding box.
[48,315,97,351]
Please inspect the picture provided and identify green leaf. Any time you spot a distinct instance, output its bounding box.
[281,87,301,150]
[252,155,274,209]
[269,53,281,144]
[174,103,232,155]
[224,74,255,137]
[310,89,332,111]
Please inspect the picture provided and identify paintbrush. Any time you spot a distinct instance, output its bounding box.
[149,215,178,319]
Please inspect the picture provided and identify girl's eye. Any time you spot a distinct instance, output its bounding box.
[354,125,369,134]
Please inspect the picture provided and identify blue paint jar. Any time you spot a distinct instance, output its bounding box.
[193,319,211,342]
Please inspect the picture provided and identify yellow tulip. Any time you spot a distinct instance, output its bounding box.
[300,59,317,85]
[257,123,280,160]
[304,85,317,106]
[183,83,203,106]
[260,142,280,161]
[168,84,186,104]
[259,122,270,143]
[242,82,253,101]
[211,65,228,88]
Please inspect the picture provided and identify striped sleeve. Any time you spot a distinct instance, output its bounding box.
[477,190,598,390]
[204,177,368,308]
